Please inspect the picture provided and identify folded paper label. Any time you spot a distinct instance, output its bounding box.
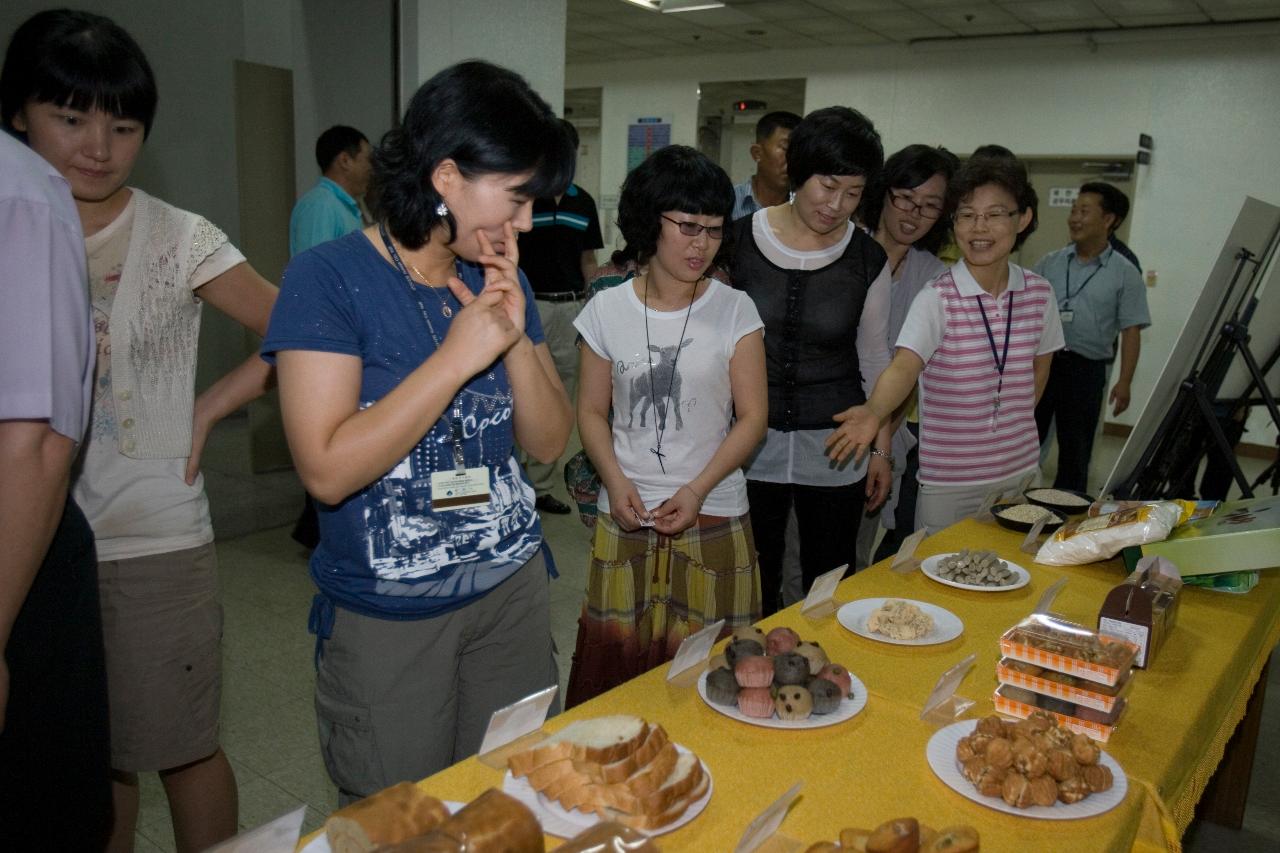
[891,528,927,574]
[734,781,804,853]
[668,619,725,681]
[800,564,847,616]
[478,684,558,756]
[921,654,976,724]
[204,804,305,853]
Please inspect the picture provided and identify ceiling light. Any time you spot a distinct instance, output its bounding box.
[619,0,726,12]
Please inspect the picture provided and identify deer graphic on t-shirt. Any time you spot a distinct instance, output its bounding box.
[629,338,693,431]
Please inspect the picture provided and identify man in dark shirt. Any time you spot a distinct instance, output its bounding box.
[517,120,604,513]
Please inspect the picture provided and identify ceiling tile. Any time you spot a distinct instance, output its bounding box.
[734,1,828,22]
[998,1,1111,24]
[807,0,909,11]
[921,2,1034,33]
[816,27,894,42]
[784,15,862,33]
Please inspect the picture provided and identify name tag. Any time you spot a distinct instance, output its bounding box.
[430,466,491,511]
[1060,309,1074,324]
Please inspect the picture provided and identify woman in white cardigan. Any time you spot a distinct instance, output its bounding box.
[3,11,276,852]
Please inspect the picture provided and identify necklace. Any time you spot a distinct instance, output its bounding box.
[642,272,698,474]
[406,257,455,318]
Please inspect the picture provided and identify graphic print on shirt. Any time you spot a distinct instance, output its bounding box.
[88,262,124,441]
[362,403,538,585]
[627,338,694,431]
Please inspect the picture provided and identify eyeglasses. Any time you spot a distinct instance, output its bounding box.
[889,190,943,221]
[661,215,725,240]
[953,208,1020,228]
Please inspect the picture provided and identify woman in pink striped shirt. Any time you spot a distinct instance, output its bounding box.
[829,155,1064,534]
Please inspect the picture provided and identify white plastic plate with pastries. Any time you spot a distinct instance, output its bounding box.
[837,598,964,646]
[921,553,1031,592]
[696,669,868,729]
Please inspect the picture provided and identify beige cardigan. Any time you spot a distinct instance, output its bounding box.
[108,188,232,458]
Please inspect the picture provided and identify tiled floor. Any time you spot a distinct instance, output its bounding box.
[131,415,1279,850]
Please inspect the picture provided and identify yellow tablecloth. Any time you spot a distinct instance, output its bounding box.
[300,519,1280,852]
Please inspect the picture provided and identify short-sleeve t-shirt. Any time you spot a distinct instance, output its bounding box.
[574,277,763,516]
[262,230,547,618]
[518,184,604,295]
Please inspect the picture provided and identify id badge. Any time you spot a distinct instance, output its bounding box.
[430,466,491,511]
[1060,309,1074,324]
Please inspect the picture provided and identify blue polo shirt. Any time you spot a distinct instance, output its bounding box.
[1034,243,1150,361]
[289,177,363,256]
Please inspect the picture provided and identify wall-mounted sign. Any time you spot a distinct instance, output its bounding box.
[627,116,671,172]
[1048,187,1079,208]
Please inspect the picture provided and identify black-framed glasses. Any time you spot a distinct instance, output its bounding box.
[953,208,1020,228]
[661,215,725,240]
[889,190,943,220]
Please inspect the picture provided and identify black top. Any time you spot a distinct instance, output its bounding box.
[729,216,887,431]
[517,184,604,295]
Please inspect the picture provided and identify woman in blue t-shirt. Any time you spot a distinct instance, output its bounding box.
[263,61,575,801]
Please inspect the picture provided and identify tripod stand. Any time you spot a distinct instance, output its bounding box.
[1114,242,1280,500]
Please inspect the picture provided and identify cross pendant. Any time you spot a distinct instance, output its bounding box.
[650,446,667,474]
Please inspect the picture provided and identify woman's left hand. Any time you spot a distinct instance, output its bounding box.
[651,485,702,537]
[476,223,526,337]
[185,398,216,485]
[826,405,880,464]
[865,453,892,513]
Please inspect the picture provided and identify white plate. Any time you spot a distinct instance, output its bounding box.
[921,553,1031,592]
[502,744,711,838]
[925,721,1127,820]
[836,598,964,646]
[299,802,465,852]
[696,668,868,729]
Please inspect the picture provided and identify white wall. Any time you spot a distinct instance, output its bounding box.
[568,25,1280,446]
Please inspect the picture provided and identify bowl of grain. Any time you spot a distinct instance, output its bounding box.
[991,502,1067,533]
[1023,487,1095,516]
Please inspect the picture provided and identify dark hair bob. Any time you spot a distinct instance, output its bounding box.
[373,60,574,250]
[1,9,158,138]
[786,106,883,190]
[948,155,1040,250]
[859,144,960,256]
[612,145,734,268]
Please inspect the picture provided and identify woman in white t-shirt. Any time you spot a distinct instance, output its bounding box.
[565,146,766,706]
[4,11,276,851]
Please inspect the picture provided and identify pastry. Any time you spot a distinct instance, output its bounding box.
[1001,772,1034,808]
[975,716,1007,737]
[734,655,774,688]
[1057,776,1090,804]
[772,652,810,686]
[1046,749,1079,782]
[974,763,1007,798]
[1081,763,1114,793]
[1014,746,1048,778]
[1028,774,1059,807]
[731,625,767,648]
[923,826,980,853]
[807,677,842,715]
[773,685,813,721]
[865,599,934,640]
[380,788,543,852]
[1071,733,1101,766]
[765,626,800,655]
[816,663,853,697]
[839,828,872,850]
[737,686,775,718]
[960,756,987,784]
[984,737,1013,770]
[704,667,740,706]
[325,782,451,853]
[794,641,829,675]
[866,817,919,853]
[725,638,764,667]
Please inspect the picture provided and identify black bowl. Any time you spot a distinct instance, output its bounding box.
[1023,488,1095,516]
[991,502,1067,533]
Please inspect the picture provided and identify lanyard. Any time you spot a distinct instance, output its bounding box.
[379,223,469,473]
[975,291,1014,429]
[1063,259,1101,310]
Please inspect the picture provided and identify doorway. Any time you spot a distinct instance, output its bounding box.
[1015,157,1139,269]
[697,79,805,185]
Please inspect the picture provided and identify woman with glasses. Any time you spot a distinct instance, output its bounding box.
[729,106,893,615]
[855,145,960,563]
[829,155,1064,534]
[565,145,765,706]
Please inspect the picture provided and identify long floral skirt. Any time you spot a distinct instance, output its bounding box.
[564,512,761,709]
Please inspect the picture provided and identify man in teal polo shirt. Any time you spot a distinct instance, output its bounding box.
[1034,182,1150,492]
[289,125,371,256]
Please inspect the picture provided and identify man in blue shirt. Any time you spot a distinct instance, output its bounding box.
[1034,182,1150,492]
[731,111,800,221]
[289,125,371,256]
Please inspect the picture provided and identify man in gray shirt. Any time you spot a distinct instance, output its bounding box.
[1034,182,1150,492]
[731,111,801,220]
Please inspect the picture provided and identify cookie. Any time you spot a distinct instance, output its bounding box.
[734,654,774,688]
[772,652,810,686]
[704,667,740,706]
[807,676,842,714]
[923,826,979,853]
[794,641,829,675]
[816,663,853,697]
[765,626,800,656]
[725,638,764,668]
[737,686,775,718]
[773,685,813,721]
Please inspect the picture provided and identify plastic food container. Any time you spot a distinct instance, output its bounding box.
[993,684,1122,743]
[999,613,1139,687]
[996,658,1133,714]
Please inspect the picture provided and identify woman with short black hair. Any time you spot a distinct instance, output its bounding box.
[729,106,894,614]
[565,145,765,706]
[263,60,574,800]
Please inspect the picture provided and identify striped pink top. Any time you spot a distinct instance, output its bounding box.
[904,265,1059,486]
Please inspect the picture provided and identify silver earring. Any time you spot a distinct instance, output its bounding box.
[435,201,449,217]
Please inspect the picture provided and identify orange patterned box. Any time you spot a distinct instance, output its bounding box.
[993,687,1120,743]
[999,613,1138,687]
[996,658,1132,713]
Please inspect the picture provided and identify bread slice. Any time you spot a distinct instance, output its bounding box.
[507,716,649,778]
[600,751,705,819]
[549,741,680,813]
[609,760,710,831]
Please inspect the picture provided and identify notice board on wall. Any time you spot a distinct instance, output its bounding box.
[627,116,671,172]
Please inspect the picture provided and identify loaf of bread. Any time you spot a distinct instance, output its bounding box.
[554,821,660,852]
[324,782,450,853]
[371,789,543,853]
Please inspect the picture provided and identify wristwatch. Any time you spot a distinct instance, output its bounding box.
[869,448,896,470]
